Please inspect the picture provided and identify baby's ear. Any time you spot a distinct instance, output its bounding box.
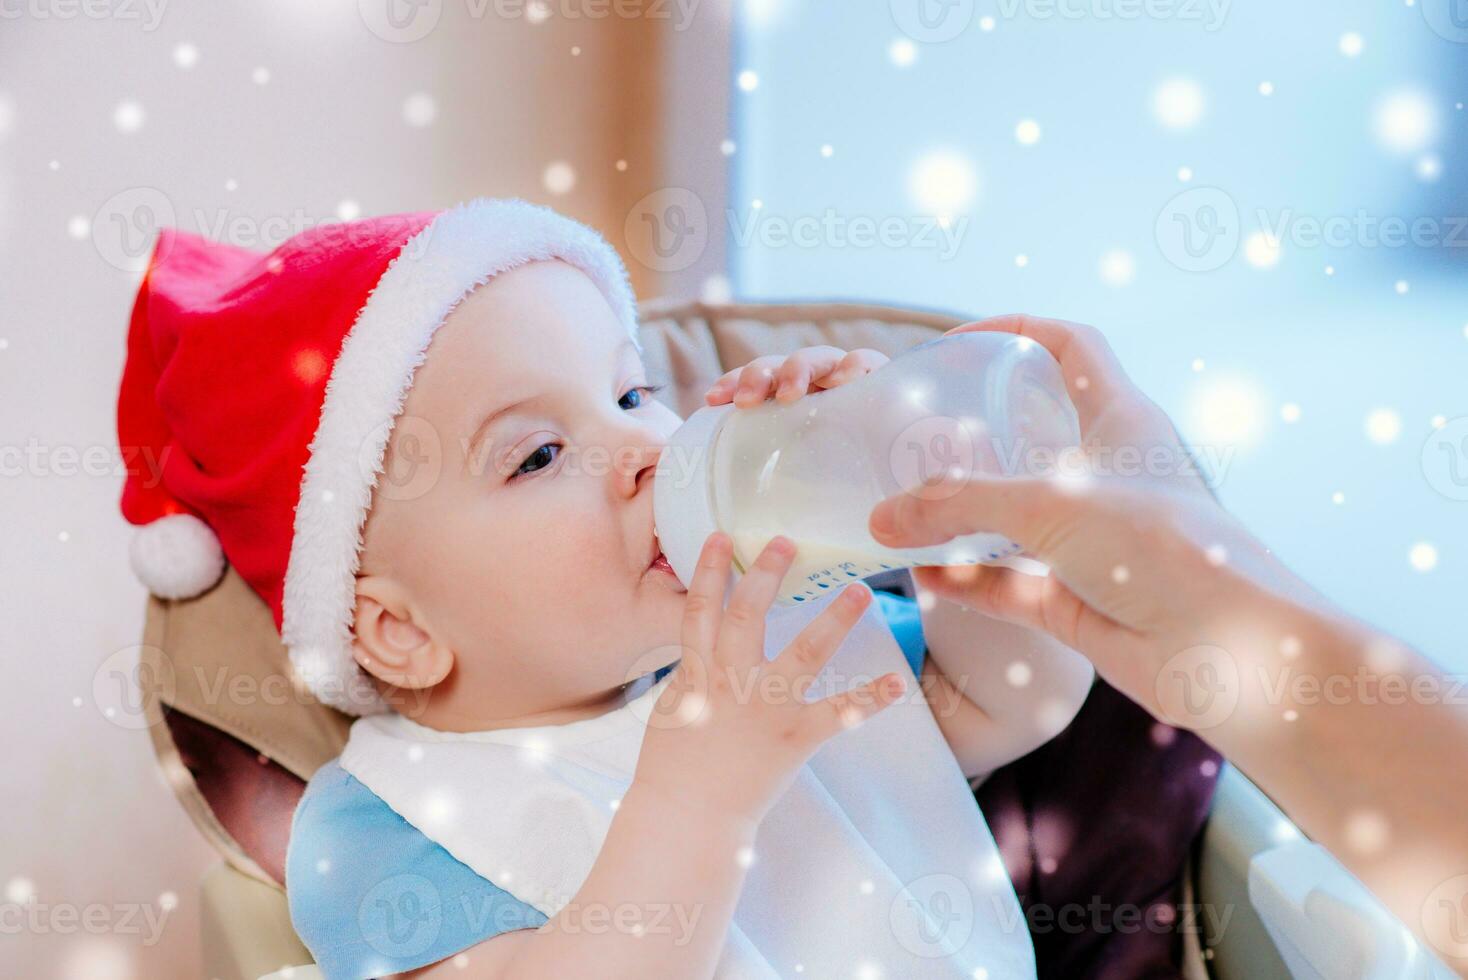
[351,578,455,692]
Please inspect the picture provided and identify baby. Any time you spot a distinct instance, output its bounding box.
[116,200,1093,979]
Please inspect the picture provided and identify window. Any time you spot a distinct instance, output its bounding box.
[730,1,1467,666]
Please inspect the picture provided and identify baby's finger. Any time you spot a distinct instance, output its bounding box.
[773,358,814,403]
[704,376,736,405]
[732,358,783,407]
[680,532,734,663]
[775,346,845,402]
[775,582,873,696]
[704,365,750,405]
[715,535,795,667]
[816,348,888,389]
[809,673,906,740]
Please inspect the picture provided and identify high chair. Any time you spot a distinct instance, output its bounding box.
[135,299,1453,980]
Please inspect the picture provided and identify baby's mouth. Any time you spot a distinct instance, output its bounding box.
[647,529,682,586]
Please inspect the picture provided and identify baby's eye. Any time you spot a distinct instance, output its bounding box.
[513,443,559,478]
[619,383,665,411]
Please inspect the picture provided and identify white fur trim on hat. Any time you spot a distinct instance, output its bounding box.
[281,199,643,716]
[128,513,227,600]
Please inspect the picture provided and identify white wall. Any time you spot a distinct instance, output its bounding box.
[0,3,730,975]
[729,0,1468,671]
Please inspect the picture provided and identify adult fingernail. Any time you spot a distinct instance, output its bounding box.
[870,502,895,539]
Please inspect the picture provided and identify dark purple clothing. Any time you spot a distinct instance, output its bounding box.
[976,680,1223,979]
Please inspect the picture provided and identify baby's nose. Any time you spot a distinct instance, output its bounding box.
[633,444,663,493]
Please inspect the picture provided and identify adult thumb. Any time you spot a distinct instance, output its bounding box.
[868,475,1074,557]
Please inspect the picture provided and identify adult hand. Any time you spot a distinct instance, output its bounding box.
[869,315,1468,974]
[868,314,1325,710]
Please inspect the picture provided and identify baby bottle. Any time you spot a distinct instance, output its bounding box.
[653,331,1082,605]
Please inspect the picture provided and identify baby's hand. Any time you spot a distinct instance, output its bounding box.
[705,345,889,408]
[632,532,903,829]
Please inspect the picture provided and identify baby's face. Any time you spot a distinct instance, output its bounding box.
[352,260,688,728]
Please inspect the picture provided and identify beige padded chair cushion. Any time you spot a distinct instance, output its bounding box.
[143,298,969,876]
[638,299,963,421]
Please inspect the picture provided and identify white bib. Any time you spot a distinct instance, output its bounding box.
[339,592,1036,979]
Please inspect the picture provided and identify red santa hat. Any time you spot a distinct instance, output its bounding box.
[117,199,643,715]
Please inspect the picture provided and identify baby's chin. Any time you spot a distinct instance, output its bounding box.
[613,611,683,682]
[611,647,681,695]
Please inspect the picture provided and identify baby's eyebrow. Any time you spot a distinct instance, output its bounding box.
[466,393,541,461]
[465,337,642,458]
